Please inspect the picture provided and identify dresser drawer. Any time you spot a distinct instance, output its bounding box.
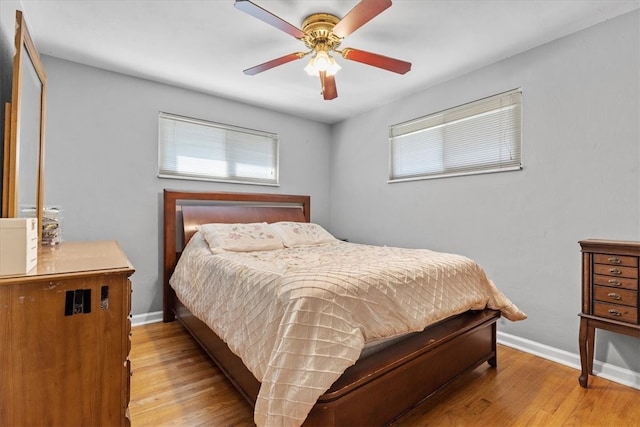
[593,263,638,279]
[593,274,638,290]
[593,286,638,307]
[593,301,638,323]
[593,254,638,268]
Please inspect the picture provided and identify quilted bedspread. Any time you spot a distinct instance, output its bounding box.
[170,234,526,427]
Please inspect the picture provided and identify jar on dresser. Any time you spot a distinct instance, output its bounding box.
[578,239,640,388]
[0,241,134,426]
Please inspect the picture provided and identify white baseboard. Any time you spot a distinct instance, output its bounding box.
[131,310,163,326]
[498,331,640,390]
[130,312,639,390]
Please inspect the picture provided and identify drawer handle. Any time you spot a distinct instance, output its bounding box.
[607,292,621,300]
[607,279,621,286]
[609,268,622,275]
[608,309,622,316]
[607,257,621,264]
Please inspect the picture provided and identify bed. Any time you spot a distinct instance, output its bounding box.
[162,189,525,426]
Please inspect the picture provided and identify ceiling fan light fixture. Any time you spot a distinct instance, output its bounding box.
[236,0,411,100]
[304,50,341,77]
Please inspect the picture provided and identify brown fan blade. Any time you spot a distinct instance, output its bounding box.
[243,52,306,75]
[320,71,338,100]
[234,0,305,39]
[341,48,411,74]
[332,0,392,38]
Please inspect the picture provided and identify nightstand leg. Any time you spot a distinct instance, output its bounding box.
[578,316,591,388]
[488,354,497,367]
[587,325,595,374]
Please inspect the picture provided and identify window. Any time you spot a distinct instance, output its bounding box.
[389,89,522,182]
[158,112,279,186]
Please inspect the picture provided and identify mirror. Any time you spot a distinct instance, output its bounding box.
[2,10,46,243]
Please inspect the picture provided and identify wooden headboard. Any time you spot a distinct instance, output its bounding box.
[162,190,311,322]
[182,205,308,245]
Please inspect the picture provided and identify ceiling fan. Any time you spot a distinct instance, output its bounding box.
[234,0,412,100]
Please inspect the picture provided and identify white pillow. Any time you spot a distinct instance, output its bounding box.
[270,222,337,247]
[199,222,284,252]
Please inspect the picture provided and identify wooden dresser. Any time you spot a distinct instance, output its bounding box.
[578,239,640,387]
[0,241,134,426]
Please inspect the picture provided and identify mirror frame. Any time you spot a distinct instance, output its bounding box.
[1,10,46,243]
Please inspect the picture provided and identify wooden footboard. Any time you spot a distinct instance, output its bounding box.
[174,297,499,426]
[307,309,499,426]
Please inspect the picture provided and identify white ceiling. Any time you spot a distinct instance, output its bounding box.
[20,0,640,124]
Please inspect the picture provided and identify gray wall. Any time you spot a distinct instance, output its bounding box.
[41,56,333,316]
[330,10,639,372]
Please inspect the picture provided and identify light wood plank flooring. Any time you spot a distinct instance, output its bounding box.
[129,321,640,426]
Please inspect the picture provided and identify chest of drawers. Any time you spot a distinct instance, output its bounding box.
[0,241,134,426]
[578,239,640,387]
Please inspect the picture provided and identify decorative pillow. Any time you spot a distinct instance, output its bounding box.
[199,222,284,252]
[270,222,337,247]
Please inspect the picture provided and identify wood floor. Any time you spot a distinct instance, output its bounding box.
[129,321,640,426]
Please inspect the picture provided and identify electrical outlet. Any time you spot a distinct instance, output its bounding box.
[64,289,91,316]
[100,285,109,310]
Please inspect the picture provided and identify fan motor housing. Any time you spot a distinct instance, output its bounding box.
[302,13,342,51]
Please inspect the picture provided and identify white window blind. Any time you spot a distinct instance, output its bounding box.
[389,89,522,181]
[158,112,279,186]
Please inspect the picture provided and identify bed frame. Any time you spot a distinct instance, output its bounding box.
[163,189,500,426]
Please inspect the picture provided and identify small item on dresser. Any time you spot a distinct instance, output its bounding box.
[21,205,63,245]
[0,217,38,276]
[42,206,63,245]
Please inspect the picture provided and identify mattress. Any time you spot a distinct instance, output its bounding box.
[170,233,526,427]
